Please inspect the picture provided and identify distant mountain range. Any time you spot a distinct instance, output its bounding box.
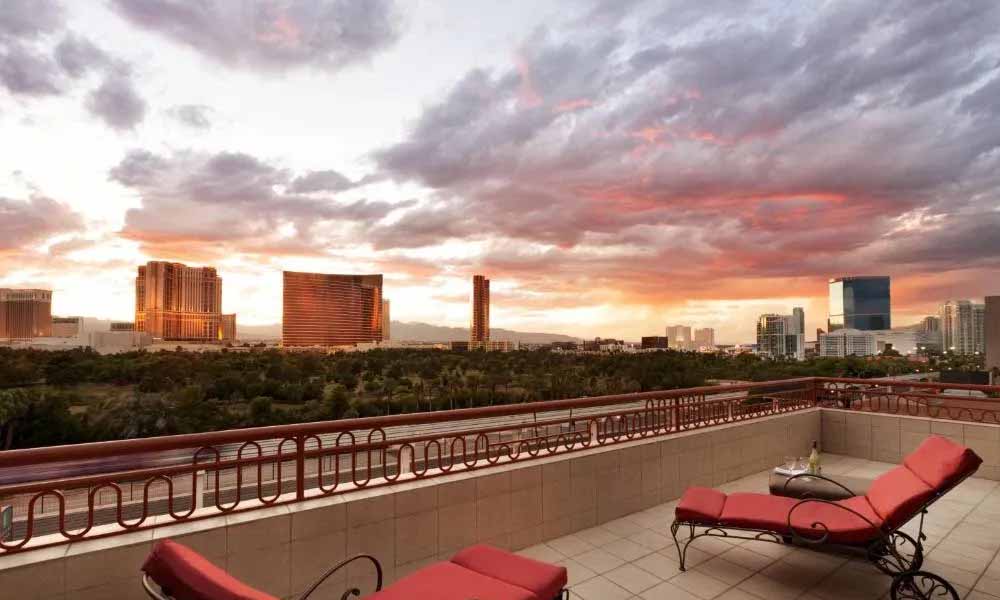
[72,318,578,344]
[238,321,579,343]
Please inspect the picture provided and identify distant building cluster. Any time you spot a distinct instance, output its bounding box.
[662,325,716,352]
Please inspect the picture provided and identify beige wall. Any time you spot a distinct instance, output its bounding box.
[0,409,820,600]
[821,408,1000,480]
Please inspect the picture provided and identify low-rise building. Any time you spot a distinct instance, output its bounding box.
[819,329,877,357]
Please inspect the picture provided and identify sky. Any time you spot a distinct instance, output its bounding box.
[1,0,999,343]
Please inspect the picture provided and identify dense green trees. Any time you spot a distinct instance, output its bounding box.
[0,346,930,449]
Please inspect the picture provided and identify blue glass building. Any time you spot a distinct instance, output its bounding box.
[828,276,891,331]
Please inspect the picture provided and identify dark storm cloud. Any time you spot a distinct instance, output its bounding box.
[167,104,213,128]
[87,71,147,130]
[0,195,83,251]
[371,0,1000,293]
[110,148,411,256]
[109,0,402,72]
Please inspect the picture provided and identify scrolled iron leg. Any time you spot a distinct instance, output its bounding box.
[670,521,692,571]
[867,531,924,575]
[890,571,958,600]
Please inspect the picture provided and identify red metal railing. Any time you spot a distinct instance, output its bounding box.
[815,377,1000,423]
[1,376,997,554]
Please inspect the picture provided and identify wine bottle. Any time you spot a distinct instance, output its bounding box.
[808,440,821,475]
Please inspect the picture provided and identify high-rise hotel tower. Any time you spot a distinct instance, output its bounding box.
[0,289,52,339]
[282,272,383,347]
[135,261,236,343]
[470,275,490,345]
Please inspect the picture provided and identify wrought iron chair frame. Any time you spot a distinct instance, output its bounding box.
[142,551,571,600]
[670,470,977,600]
[142,553,383,600]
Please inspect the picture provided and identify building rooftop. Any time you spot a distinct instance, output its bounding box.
[521,453,1000,600]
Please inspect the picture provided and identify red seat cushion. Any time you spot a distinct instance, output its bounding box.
[676,487,727,523]
[866,466,934,528]
[788,496,884,544]
[904,435,982,490]
[720,493,798,531]
[451,545,567,600]
[142,539,278,600]
[368,562,537,600]
[718,493,883,544]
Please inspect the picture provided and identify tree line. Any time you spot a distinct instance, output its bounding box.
[0,346,929,450]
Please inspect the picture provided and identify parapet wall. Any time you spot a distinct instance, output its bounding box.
[0,409,820,600]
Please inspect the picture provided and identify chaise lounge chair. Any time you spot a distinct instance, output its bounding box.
[142,539,568,600]
[671,435,982,600]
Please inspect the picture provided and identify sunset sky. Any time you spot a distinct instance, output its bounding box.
[2,0,999,342]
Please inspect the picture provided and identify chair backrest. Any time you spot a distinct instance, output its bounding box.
[865,435,981,529]
[142,539,278,600]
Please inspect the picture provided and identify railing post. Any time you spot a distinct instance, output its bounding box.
[194,470,206,511]
[672,397,680,432]
[295,435,306,501]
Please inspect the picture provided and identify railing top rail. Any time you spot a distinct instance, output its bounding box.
[816,377,1000,393]
[0,378,817,468]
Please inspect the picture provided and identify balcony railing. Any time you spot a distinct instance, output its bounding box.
[0,376,997,555]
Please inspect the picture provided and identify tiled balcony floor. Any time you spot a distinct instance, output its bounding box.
[517,454,1000,600]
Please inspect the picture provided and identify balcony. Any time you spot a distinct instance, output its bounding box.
[1,377,999,599]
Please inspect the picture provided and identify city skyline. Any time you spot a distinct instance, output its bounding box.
[2,2,1000,343]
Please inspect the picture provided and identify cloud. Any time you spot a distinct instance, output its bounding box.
[0,0,63,41]
[289,169,354,193]
[369,0,1000,308]
[108,0,402,72]
[0,195,84,252]
[110,148,411,258]
[86,71,147,129]
[167,104,213,128]
[55,33,110,78]
[0,42,62,95]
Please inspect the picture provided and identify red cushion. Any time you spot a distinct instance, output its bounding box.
[720,493,798,531]
[676,487,727,523]
[369,562,536,600]
[718,493,883,544]
[142,540,278,600]
[904,436,982,490]
[866,466,934,528]
[789,496,884,544]
[450,544,567,600]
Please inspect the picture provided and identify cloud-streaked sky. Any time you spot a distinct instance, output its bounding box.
[2,0,999,342]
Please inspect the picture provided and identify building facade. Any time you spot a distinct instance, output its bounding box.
[940,300,985,355]
[381,300,391,342]
[470,275,490,344]
[110,321,135,331]
[0,289,52,339]
[828,276,891,332]
[986,296,1000,372]
[641,336,669,349]
[819,329,877,357]
[665,325,693,350]
[282,271,383,347]
[694,328,716,350]
[135,261,233,342]
[51,316,83,338]
[756,310,805,360]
